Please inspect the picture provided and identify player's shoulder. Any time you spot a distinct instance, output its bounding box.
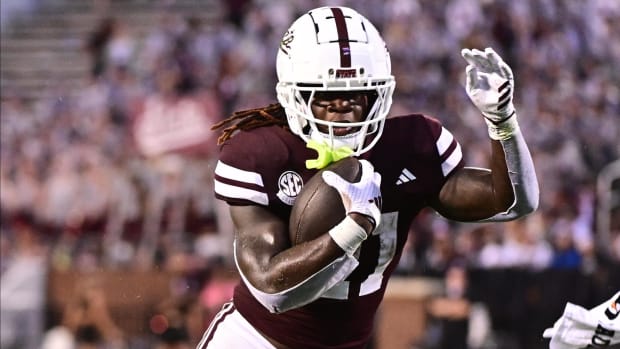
[385,113,444,135]
[218,125,292,169]
[214,125,310,207]
[382,113,447,151]
[369,113,463,198]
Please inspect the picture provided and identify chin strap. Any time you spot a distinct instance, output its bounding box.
[305,139,354,169]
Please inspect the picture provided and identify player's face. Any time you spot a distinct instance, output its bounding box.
[310,91,369,136]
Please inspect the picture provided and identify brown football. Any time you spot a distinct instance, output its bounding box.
[289,157,362,245]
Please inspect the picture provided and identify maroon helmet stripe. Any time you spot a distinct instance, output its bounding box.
[330,7,351,67]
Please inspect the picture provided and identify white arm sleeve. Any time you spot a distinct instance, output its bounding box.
[234,240,359,314]
[480,124,540,222]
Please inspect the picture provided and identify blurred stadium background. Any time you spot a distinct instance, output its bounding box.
[1,0,619,348]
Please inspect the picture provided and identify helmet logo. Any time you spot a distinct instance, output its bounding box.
[280,30,294,55]
[335,69,357,78]
[276,171,303,205]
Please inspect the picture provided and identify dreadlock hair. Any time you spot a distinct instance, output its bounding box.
[211,103,289,145]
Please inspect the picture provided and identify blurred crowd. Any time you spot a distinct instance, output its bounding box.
[1,0,619,348]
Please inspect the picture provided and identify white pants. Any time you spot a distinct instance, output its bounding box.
[196,302,276,349]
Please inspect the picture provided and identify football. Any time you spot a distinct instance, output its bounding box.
[289,157,362,245]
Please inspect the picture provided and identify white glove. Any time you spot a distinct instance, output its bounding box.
[322,159,382,229]
[543,291,620,349]
[461,47,519,140]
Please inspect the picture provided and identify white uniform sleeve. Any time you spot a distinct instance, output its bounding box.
[479,128,539,222]
[543,291,620,349]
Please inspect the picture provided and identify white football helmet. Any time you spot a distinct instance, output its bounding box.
[276,6,395,155]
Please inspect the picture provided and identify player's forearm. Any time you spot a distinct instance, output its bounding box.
[256,214,372,291]
[253,233,347,292]
[235,213,376,313]
[235,235,359,313]
[481,121,539,221]
[489,139,516,211]
[231,203,365,312]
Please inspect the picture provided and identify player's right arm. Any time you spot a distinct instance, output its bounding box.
[215,131,380,313]
[232,203,343,291]
[231,205,373,313]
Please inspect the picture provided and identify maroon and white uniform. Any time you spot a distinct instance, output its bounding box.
[208,114,463,349]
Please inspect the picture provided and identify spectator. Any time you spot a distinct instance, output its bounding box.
[414,262,474,349]
[41,278,127,349]
[150,294,204,349]
[0,215,48,349]
[549,218,583,270]
[85,17,117,78]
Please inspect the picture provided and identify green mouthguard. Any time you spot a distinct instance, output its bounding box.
[305,139,354,169]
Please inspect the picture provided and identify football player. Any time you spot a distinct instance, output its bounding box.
[543,291,620,349]
[197,6,539,349]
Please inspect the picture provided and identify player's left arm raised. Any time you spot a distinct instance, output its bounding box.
[431,47,539,222]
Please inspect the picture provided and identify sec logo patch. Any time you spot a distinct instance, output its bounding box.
[277,171,303,205]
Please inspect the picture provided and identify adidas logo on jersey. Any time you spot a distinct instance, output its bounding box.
[396,168,416,185]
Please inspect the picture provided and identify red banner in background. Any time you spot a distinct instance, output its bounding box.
[133,94,218,157]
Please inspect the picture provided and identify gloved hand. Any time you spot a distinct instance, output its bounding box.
[543,291,620,349]
[461,47,519,140]
[322,159,382,230]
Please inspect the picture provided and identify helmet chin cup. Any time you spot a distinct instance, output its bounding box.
[276,6,395,155]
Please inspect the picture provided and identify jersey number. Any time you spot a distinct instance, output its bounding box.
[323,212,398,299]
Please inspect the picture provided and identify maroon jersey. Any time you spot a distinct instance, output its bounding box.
[213,113,464,349]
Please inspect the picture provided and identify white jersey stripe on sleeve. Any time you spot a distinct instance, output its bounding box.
[214,179,269,205]
[436,127,454,156]
[441,143,462,176]
[215,160,264,187]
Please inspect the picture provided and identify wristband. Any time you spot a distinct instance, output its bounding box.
[485,112,520,141]
[328,216,368,256]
